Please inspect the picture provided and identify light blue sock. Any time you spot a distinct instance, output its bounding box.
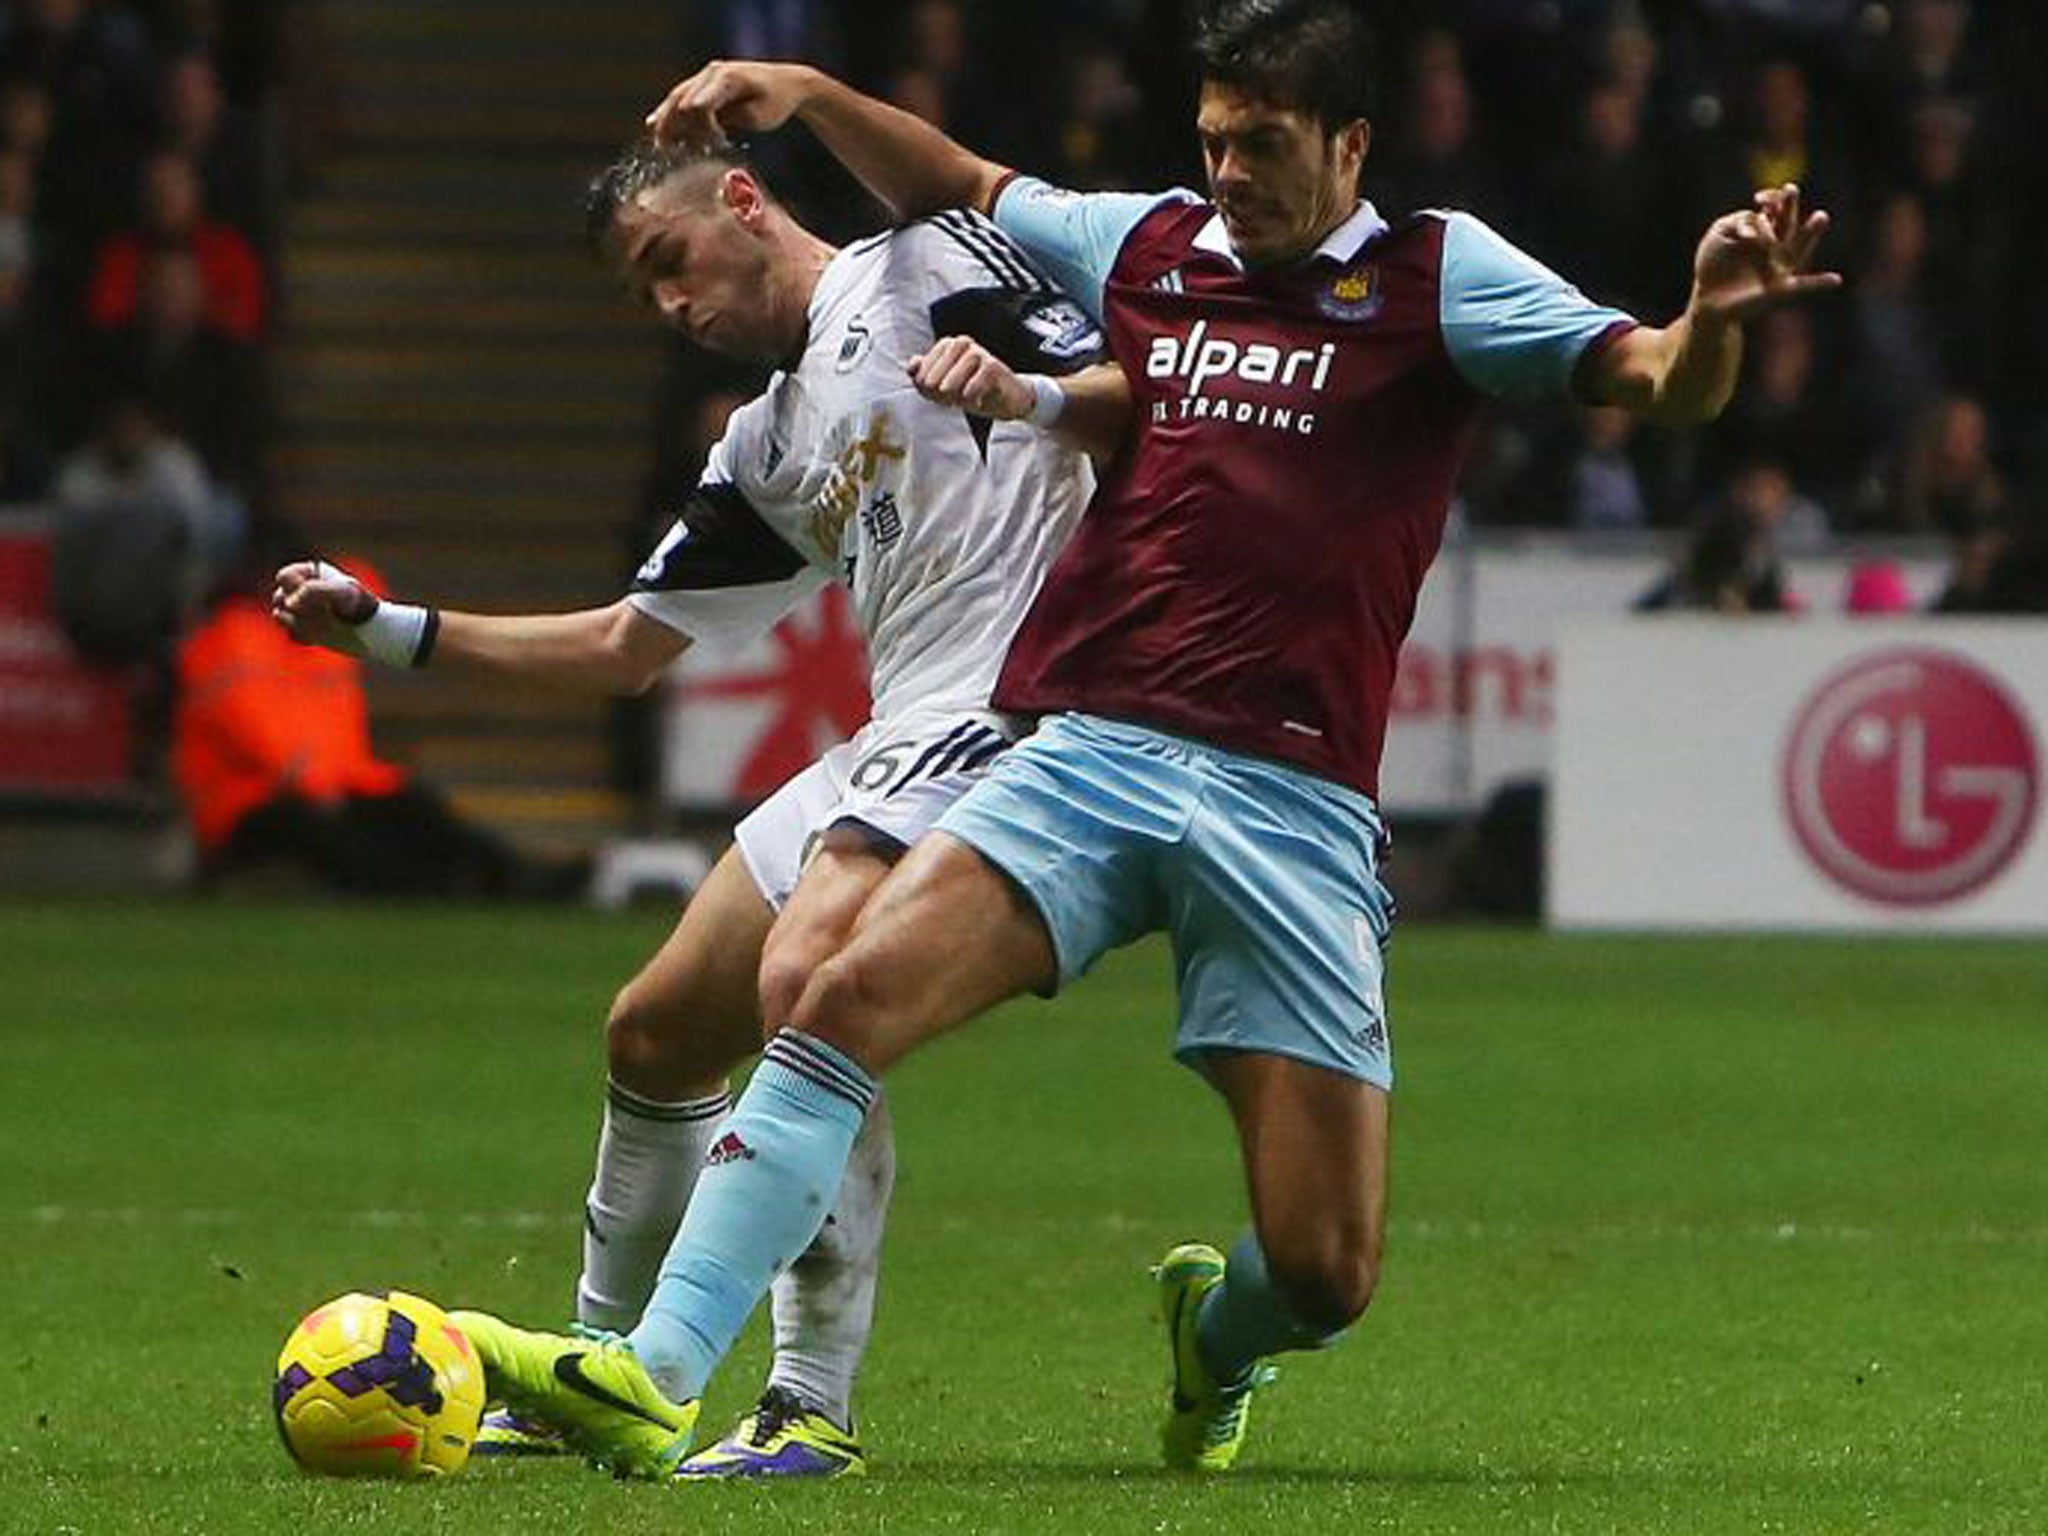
[627,1029,876,1403]
[1195,1231,1347,1387]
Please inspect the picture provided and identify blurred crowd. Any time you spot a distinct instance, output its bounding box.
[7,0,2046,609]
[0,0,312,590]
[664,0,2047,612]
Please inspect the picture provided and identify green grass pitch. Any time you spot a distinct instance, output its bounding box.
[4,901,2045,1533]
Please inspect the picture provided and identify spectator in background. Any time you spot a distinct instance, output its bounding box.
[1,70,53,157]
[84,242,261,490]
[1930,520,2010,612]
[155,46,269,248]
[1847,189,1943,503]
[1703,56,1855,247]
[890,0,1019,158]
[1640,458,1809,612]
[1503,404,1657,532]
[1930,513,2048,615]
[85,146,264,342]
[0,0,156,252]
[1049,33,1146,190]
[1560,406,1653,533]
[0,137,50,496]
[1702,306,1851,516]
[1853,0,1982,167]
[1373,30,1501,216]
[174,534,585,899]
[1895,94,1998,382]
[1894,391,2004,539]
[1597,7,1661,114]
[1727,450,1829,555]
[1892,0,1980,97]
[1525,77,1666,315]
[52,386,241,586]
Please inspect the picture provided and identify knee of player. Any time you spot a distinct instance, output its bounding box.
[756,939,817,1029]
[604,981,688,1077]
[787,947,892,1058]
[1269,1237,1380,1334]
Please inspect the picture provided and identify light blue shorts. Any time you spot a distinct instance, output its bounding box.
[935,712,1397,1088]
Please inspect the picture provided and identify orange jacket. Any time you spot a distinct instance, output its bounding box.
[172,596,406,849]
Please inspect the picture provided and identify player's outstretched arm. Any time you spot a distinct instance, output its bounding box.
[646,61,1007,220]
[1585,183,1840,424]
[272,561,689,694]
[909,338,1132,463]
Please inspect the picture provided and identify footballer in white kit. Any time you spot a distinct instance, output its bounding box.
[272,136,1108,1478]
[630,208,1102,909]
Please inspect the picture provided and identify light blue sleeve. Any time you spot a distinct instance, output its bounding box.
[1439,212,1638,401]
[990,176,1196,324]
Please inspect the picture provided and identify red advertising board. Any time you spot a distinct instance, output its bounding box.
[0,518,133,793]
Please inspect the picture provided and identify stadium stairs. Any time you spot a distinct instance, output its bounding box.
[274,1,680,859]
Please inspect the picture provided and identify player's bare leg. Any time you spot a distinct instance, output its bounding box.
[1157,1050,1388,1470]
[1210,1050,1388,1333]
[787,831,1057,1069]
[628,832,1053,1407]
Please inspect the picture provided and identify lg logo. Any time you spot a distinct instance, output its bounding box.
[1782,650,2039,906]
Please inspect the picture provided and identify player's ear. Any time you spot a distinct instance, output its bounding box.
[721,167,767,228]
[1338,118,1370,174]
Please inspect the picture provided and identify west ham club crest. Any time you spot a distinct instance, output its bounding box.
[1319,264,1381,322]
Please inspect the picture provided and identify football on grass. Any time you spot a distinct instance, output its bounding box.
[273,1290,485,1478]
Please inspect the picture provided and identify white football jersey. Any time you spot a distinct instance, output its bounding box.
[628,209,1102,722]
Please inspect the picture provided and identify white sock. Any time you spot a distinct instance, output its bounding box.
[575,1079,729,1332]
[765,1090,897,1430]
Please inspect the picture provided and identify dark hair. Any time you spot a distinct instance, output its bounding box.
[1191,0,1374,131]
[583,137,755,254]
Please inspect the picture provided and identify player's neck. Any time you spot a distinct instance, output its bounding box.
[767,225,840,367]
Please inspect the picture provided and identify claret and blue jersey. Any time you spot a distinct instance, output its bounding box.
[985,174,1638,800]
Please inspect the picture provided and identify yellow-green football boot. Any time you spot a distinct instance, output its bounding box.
[448,1310,696,1478]
[1155,1242,1276,1473]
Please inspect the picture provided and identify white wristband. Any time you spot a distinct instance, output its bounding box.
[313,560,437,668]
[358,600,437,668]
[1021,373,1066,427]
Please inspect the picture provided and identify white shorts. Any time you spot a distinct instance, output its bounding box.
[734,708,1020,910]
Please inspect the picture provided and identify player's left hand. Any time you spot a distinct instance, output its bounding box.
[910,336,1033,420]
[1690,183,1841,325]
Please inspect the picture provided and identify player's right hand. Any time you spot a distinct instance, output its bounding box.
[645,61,815,148]
[271,560,378,657]
[910,336,1033,421]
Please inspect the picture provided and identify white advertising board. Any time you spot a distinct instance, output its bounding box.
[1550,619,2048,932]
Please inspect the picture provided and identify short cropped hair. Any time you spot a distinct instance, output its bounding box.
[583,138,757,254]
[1191,0,1375,131]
